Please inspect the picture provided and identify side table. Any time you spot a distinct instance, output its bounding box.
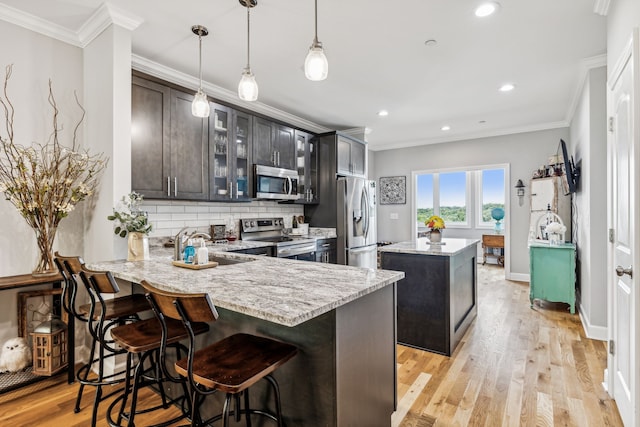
[0,273,74,384]
[482,234,504,266]
[529,242,576,314]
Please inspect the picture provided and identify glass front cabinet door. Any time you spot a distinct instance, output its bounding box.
[209,104,252,201]
[294,130,318,204]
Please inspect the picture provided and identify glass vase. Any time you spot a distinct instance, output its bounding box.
[32,226,58,277]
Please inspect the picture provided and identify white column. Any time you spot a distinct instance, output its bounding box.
[82,22,138,263]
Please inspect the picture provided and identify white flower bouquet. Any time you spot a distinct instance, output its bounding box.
[545,222,566,234]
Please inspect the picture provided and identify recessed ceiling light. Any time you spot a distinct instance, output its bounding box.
[479,120,487,124]
[441,125,451,131]
[378,110,389,117]
[424,39,438,47]
[475,2,500,17]
[499,83,515,92]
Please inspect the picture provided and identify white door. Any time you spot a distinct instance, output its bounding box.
[608,29,639,427]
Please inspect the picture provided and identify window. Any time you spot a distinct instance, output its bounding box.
[478,169,505,227]
[414,165,506,236]
[439,171,468,225]
[416,174,434,225]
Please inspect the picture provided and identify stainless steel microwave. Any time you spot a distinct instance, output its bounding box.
[253,165,299,200]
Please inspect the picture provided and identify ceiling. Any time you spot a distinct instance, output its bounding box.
[0,0,607,151]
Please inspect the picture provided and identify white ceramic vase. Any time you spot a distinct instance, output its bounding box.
[127,232,149,261]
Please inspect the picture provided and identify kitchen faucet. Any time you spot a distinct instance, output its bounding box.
[174,228,211,261]
[174,227,189,261]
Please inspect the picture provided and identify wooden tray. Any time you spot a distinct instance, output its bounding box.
[171,260,219,270]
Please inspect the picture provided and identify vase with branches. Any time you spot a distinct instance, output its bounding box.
[0,64,108,276]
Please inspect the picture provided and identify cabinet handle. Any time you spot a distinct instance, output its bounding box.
[277,151,280,167]
[167,176,170,197]
[321,243,331,248]
[236,182,239,199]
[228,182,233,198]
[174,177,177,197]
[616,265,633,278]
[272,151,276,166]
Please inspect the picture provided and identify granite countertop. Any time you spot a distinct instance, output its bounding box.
[87,248,403,328]
[378,237,480,257]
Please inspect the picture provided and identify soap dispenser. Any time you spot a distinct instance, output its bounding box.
[197,239,209,265]
[183,239,196,264]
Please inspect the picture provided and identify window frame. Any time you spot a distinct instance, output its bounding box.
[412,164,509,239]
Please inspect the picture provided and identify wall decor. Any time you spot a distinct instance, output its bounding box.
[379,176,406,205]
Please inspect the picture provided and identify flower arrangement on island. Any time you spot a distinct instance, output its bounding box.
[107,192,152,237]
[425,215,446,231]
[0,64,108,275]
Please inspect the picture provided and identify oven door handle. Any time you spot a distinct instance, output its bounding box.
[278,244,316,257]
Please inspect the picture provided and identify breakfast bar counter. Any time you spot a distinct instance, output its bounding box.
[88,251,404,426]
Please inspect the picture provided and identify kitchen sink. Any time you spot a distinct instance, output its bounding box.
[209,255,253,266]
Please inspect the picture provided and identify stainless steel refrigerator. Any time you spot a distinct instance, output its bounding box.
[336,177,377,269]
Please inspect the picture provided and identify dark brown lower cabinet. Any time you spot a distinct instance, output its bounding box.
[381,245,477,356]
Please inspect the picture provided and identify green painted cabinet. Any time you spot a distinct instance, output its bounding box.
[529,242,576,313]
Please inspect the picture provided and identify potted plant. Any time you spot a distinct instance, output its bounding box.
[107,192,152,261]
[425,215,446,243]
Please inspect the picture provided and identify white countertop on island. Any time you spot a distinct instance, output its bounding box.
[87,250,403,328]
[379,237,480,256]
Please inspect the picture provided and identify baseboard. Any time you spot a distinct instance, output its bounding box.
[507,272,530,282]
[578,305,608,341]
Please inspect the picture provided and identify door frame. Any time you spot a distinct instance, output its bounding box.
[607,28,640,426]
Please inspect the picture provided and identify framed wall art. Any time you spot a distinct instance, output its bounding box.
[379,176,406,205]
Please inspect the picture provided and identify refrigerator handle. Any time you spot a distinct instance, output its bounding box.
[362,187,370,239]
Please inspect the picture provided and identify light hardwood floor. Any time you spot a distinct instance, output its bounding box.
[0,265,623,426]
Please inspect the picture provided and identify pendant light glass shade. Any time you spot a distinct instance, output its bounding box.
[305,0,328,81]
[304,42,328,81]
[238,1,258,102]
[192,88,210,117]
[191,25,210,118]
[238,68,259,101]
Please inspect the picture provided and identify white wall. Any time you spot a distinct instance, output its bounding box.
[0,21,83,344]
[371,127,569,277]
[570,66,608,339]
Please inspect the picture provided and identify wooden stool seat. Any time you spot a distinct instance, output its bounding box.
[111,317,209,353]
[141,279,297,426]
[79,293,149,320]
[175,332,297,394]
[107,317,210,426]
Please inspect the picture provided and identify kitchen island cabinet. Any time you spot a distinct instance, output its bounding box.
[88,250,403,426]
[380,238,479,356]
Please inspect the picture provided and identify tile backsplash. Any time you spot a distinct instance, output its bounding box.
[141,200,304,238]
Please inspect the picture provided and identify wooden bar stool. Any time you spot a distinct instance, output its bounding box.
[71,265,151,427]
[141,280,298,427]
[106,315,209,427]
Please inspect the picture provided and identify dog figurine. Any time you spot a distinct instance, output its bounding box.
[0,337,32,373]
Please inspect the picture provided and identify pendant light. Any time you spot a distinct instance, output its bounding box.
[304,0,328,81]
[191,25,210,117]
[238,0,259,102]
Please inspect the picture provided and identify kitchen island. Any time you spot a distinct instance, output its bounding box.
[88,249,403,427]
[380,238,479,356]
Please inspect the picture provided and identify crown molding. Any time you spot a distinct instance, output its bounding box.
[0,2,143,49]
[78,2,143,48]
[564,53,607,125]
[131,54,330,134]
[369,121,569,152]
[0,3,80,46]
[593,0,610,16]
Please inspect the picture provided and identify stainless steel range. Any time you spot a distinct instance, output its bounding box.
[240,217,317,260]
